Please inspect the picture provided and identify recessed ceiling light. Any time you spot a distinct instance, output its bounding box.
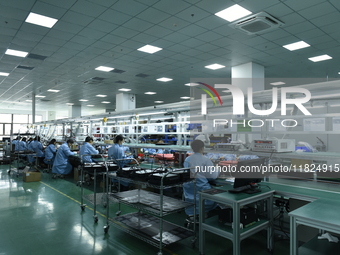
[270,82,286,86]
[101,101,111,104]
[154,101,164,103]
[308,54,332,62]
[137,44,162,54]
[87,105,94,107]
[205,63,225,70]
[5,49,28,58]
[66,103,74,105]
[95,66,114,72]
[47,89,60,92]
[157,77,173,82]
[35,95,46,98]
[0,72,9,76]
[180,96,191,99]
[145,92,156,95]
[215,4,252,22]
[283,41,310,51]
[118,88,131,92]
[25,12,58,28]
[185,83,199,86]
[79,99,88,102]
[26,100,32,102]
[96,94,107,97]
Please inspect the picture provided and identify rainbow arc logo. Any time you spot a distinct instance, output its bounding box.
[196,82,223,106]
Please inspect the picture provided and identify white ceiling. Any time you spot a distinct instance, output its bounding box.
[1,0,340,115]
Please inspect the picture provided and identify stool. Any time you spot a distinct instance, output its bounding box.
[43,159,52,173]
[184,215,199,229]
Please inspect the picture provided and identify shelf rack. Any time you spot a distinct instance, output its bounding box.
[106,169,196,255]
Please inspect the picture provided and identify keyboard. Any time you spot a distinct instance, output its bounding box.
[244,188,261,194]
[228,185,251,193]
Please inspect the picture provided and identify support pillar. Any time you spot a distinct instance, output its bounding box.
[69,105,81,118]
[231,62,265,142]
[116,93,136,112]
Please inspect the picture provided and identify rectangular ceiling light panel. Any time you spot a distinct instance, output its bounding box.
[283,41,310,51]
[308,55,332,62]
[215,4,252,22]
[25,12,58,28]
[5,49,29,57]
[137,45,162,54]
[95,66,114,72]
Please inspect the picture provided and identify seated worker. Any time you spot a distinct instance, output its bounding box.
[79,136,99,163]
[108,135,135,191]
[183,140,219,217]
[44,139,57,165]
[52,139,76,177]
[12,136,21,151]
[108,135,134,167]
[18,137,27,151]
[31,136,45,168]
[17,137,28,160]
[26,137,36,164]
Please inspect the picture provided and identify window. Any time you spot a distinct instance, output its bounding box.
[12,124,22,134]
[13,114,28,123]
[29,115,43,123]
[4,124,11,135]
[0,114,11,123]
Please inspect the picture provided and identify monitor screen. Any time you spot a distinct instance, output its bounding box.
[233,157,266,189]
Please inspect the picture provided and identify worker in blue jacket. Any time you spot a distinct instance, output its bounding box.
[80,136,99,163]
[18,137,27,151]
[108,135,133,168]
[32,136,45,167]
[52,139,76,176]
[108,135,134,190]
[183,139,219,216]
[27,138,36,164]
[44,139,57,165]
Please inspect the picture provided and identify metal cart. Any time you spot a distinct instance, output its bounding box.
[8,151,35,177]
[79,154,118,223]
[106,167,196,255]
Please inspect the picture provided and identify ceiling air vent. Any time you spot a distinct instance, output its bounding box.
[83,77,105,84]
[229,12,284,35]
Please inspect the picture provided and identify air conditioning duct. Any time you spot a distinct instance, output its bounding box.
[229,12,284,35]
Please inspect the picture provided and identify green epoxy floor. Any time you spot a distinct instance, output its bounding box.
[0,164,289,255]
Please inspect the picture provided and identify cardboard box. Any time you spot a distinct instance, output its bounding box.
[23,171,41,182]
[104,140,113,144]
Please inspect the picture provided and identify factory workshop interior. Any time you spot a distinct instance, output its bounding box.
[1,0,340,255]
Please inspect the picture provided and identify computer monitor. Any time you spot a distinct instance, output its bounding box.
[233,157,266,189]
[2,137,10,142]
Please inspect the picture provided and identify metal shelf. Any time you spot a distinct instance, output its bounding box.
[110,189,193,216]
[82,192,117,206]
[108,172,193,189]
[109,212,193,247]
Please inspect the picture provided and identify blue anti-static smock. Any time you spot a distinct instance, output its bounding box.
[108,144,132,168]
[44,144,56,165]
[13,140,20,151]
[32,140,44,157]
[27,140,36,163]
[18,141,27,151]
[52,142,74,175]
[80,142,99,163]
[183,152,219,216]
